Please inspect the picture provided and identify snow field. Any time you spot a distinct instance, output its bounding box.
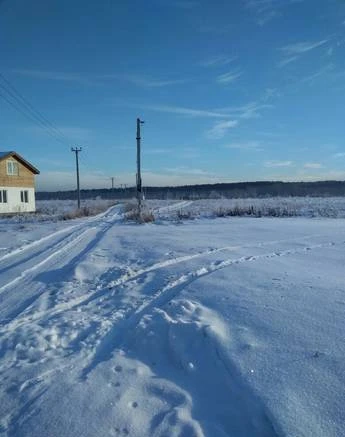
[0,201,344,436]
[150,197,345,220]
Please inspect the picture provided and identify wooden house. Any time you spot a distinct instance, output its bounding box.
[0,151,40,214]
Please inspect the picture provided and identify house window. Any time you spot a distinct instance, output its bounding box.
[0,190,7,203]
[7,160,19,176]
[20,190,29,203]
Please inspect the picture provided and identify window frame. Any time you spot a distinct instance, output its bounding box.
[20,190,29,203]
[0,190,8,203]
[7,160,19,176]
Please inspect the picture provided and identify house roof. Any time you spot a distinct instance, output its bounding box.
[0,151,40,174]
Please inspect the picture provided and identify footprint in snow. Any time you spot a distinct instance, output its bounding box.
[114,365,122,373]
[112,427,129,435]
[213,260,223,266]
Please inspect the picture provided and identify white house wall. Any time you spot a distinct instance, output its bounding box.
[0,187,36,214]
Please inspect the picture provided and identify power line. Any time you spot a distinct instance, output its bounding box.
[0,89,68,146]
[0,73,70,144]
[0,73,71,146]
[0,89,69,147]
[0,73,70,146]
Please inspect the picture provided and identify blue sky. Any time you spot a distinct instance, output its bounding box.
[1,0,345,190]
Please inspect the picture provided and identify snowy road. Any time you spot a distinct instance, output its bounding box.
[0,206,344,436]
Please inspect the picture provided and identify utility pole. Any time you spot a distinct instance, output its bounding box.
[71,147,82,209]
[136,117,144,211]
[111,177,115,190]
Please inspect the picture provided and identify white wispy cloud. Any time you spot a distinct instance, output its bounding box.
[11,69,97,85]
[134,104,234,119]
[216,101,273,119]
[164,166,212,176]
[280,39,329,55]
[300,63,335,85]
[245,0,303,26]
[245,0,280,25]
[333,152,345,158]
[200,55,237,68]
[217,70,242,84]
[278,56,299,67]
[278,38,330,66]
[120,75,187,88]
[271,169,345,182]
[223,141,263,151]
[11,69,187,88]
[180,147,200,159]
[91,73,187,88]
[264,160,293,167]
[126,99,273,121]
[261,87,281,101]
[206,120,239,139]
[304,162,323,169]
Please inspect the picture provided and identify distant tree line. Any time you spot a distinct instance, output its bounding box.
[36,180,345,201]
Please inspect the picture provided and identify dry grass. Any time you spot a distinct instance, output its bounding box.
[124,203,155,223]
[214,204,298,218]
[60,203,116,220]
[175,210,195,220]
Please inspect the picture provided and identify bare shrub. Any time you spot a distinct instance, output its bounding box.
[123,202,137,213]
[124,204,155,223]
[213,203,303,218]
[61,209,85,220]
[60,203,116,220]
[176,209,195,220]
[33,199,116,221]
[215,205,257,217]
[140,211,155,223]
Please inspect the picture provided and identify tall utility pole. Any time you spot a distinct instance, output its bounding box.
[136,117,144,210]
[71,147,82,209]
[111,177,115,190]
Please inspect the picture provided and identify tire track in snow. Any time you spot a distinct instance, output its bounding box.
[0,204,121,265]
[0,206,123,294]
[0,210,123,332]
[0,217,123,332]
[0,227,95,295]
[100,233,339,297]
[81,238,341,378]
[1,234,338,332]
[0,224,82,263]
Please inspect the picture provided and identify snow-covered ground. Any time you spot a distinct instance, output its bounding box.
[150,197,345,219]
[24,196,345,223]
[0,201,344,437]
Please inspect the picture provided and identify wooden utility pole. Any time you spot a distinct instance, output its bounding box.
[111,177,115,190]
[136,118,144,211]
[71,147,82,209]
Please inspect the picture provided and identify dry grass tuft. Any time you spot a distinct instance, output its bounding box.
[124,203,155,223]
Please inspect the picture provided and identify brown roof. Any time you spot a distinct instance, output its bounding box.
[0,151,40,175]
